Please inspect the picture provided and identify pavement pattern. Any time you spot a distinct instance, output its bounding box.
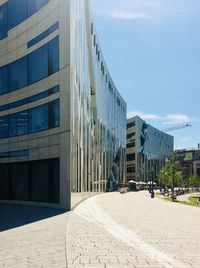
[67,192,200,268]
[1,191,200,268]
[176,192,200,202]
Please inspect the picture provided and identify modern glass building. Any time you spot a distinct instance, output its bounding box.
[126,116,173,182]
[0,0,126,209]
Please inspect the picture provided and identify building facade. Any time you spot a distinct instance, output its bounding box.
[126,116,174,182]
[175,149,200,178]
[0,0,126,209]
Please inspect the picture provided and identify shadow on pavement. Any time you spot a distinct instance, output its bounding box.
[0,203,66,232]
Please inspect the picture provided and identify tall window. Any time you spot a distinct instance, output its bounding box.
[0,66,8,95]
[8,56,28,92]
[49,99,60,128]
[28,0,49,17]
[0,116,8,139]
[0,3,7,39]
[9,111,29,137]
[29,104,49,133]
[48,36,59,75]
[28,44,48,84]
[8,0,27,30]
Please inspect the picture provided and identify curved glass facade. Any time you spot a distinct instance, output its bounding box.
[127,116,174,182]
[0,0,49,40]
[0,0,126,210]
[0,37,59,95]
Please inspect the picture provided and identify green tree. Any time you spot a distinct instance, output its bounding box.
[158,155,183,201]
[188,175,200,188]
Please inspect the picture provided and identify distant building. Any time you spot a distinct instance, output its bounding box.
[126,116,174,182]
[175,149,200,177]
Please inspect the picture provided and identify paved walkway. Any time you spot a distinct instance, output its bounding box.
[1,191,200,267]
[68,191,200,268]
[0,204,69,268]
[176,192,200,202]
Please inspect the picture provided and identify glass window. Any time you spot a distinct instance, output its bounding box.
[0,65,8,95]
[0,164,10,200]
[49,99,59,128]
[8,0,27,30]
[28,90,48,103]
[28,22,59,48]
[127,122,135,128]
[9,111,29,137]
[0,104,8,112]
[127,142,135,148]
[0,3,8,39]
[10,162,29,201]
[48,158,59,203]
[9,150,28,157]
[127,133,135,139]
[8,56,27,92]
[9,98,28,109]
[28,0,49,17]
[29,103,48,133]
[48,36,59,75]
[127,167,135,173]
[30,160,49,202]
[48,85,59,95]
[126,153,135,161]
[0,115,8,138]
[28,44,48,84]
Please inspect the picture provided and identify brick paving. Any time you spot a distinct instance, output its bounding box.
[68,191,200,268]
[0,191,200,267]
[0,205,69,268]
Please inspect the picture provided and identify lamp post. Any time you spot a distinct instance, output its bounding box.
[150,159,155,198]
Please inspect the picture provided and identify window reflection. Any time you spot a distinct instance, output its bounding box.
[0,3,7,39]
[8,56,28,92]
[9,111,29,137]
[28,44,48,84]
[0,37,59,95]
[8,0,27,30]
[0,99,60,139]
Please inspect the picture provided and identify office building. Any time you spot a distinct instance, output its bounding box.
[0,0,126,209]
[126,116,173,182]
[175,148,200,177]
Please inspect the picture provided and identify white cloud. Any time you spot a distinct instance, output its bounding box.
[127,111,161,120]
[94,9,149,20]
[162,114,198,125]
[109,11,149,20]
[127,111,198,125]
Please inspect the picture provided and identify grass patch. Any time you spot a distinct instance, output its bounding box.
[188,196,200,205]
[164,196,200,207]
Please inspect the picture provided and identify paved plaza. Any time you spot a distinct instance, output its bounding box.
[0,191,200,268]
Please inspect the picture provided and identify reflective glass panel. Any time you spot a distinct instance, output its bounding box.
[28,22,59,48]
[49,99,59,128]
[28,44,48,84]
[8,56,27,92]
[28,0,49,17]
[8,0,27,30]
[48,36,59,75]
[29,103,48,133]
[9,111,29,137]
[0,65,8,95]
[0,115,8,138]
[0,3,7,39]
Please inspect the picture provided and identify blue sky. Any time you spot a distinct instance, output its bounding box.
[92,0,200,149]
